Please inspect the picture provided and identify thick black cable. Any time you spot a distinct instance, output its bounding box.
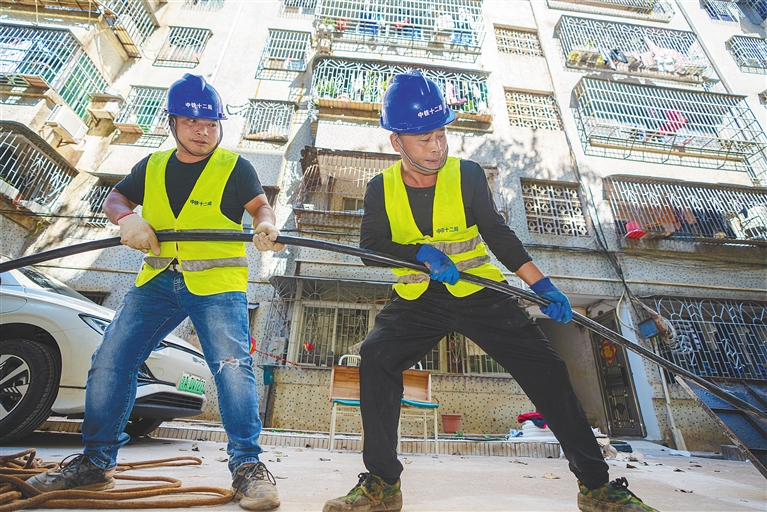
[1,232,765,423]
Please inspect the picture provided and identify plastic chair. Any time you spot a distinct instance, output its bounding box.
[338,354,361,366]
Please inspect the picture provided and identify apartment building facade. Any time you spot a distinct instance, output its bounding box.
[1,0,765,450]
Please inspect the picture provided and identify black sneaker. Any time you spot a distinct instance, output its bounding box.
[231,461,280,511]
[25,454,115,494]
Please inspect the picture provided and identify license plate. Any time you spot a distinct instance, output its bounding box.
[178,373,206,395]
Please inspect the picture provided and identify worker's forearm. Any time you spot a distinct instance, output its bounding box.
[253,205,277,226]
[514,261,546,287]
[103,190,138,225]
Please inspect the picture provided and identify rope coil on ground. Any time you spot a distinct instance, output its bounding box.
[0,450,233,511]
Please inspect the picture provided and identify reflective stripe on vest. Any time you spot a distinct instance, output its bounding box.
[135,147,248,296]
[382,157,505,300]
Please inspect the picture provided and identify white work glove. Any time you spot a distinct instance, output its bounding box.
[253,221,286,252]
[118,213,161,255]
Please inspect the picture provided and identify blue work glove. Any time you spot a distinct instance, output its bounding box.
[415,245,460,285]
[530,277,573,323]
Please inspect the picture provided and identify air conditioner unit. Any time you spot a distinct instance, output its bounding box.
[87,93,123,120]
[45,104,88,143]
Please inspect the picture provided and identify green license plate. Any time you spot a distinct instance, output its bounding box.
[178,373,206,395]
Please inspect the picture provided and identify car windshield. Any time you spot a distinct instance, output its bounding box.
[13,266,92,302]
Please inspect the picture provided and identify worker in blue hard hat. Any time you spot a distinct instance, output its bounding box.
[324,70,657,512]
[27,74,282,511]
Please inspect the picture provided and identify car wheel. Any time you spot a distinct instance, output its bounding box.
[124,417,165,438]
[0,339,60,443]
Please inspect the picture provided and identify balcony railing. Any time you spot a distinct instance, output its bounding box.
[0,24,108,119]
[0,121,78,213]
[556,16,716,85]
[726,35,767,74]
[645,297,767,380]
[314,0,484,62]
[292,147,399,232]
[572,77,767,173]
[312,58,491,126]
[546,0,673,22]
[604,175,767,245]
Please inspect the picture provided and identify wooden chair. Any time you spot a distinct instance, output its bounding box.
[328,366,439,454]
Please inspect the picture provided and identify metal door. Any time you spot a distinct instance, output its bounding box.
[590,312,645,437]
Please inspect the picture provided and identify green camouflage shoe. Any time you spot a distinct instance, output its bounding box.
[578,477,658,512]
[323,472,402,512]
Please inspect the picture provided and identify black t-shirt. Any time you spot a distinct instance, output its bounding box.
[360,159,532,275]
[115,151,264,224]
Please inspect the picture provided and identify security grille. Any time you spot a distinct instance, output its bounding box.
[645,297,767,380]
[0,122,78,211]
[312,58,491,125]
[505,90,563,131]
[726,36,767,74]
[545,0,673,22]
[740,0,767,23]
[113,86,168,147]
[760,90,767,105]
[281,0,317,16]
[555,16,716,85]
[263,186,280,207]
[184,0,226,10]
[701,0,742,22]
[81,178,118,227]
[101,0,158,57]
[292,147,399,233]
[572,77,767,174]
[256,29,311,80]
[522,180,588,237]
[242,100,296,143]
[604,176,767,245]
[155,27,212,68]
[314,0,485,63]
[494,26,543,57]
[0,25,107,120]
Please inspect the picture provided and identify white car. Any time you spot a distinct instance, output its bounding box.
[0,263,212,443]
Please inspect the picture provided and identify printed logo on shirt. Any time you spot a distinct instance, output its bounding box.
[189,199,213,207]
[435,225,459,234]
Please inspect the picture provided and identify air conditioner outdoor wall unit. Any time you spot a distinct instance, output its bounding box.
[45,104,88,143]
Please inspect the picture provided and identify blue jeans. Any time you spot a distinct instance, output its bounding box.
[81,270,262,475]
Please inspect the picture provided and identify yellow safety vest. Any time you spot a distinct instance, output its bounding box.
[135,148,248,296]
[382,157,505,300]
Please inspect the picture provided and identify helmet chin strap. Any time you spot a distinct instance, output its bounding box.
[395,134,448,174]
[169,116,223,159]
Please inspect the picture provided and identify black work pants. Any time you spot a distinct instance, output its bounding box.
[358,287,610,489]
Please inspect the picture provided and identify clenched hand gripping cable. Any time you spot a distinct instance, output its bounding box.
[1,232,765,423]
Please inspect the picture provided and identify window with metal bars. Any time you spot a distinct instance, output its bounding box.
[603,176,767,245]
[281,0,317,15]
[504,90,563,131]
[740,0,767,22]
[701,0,742,22]
[521,180,588,237]
[0,25,107,120]
[263,186,280,207]
[242,100,296,142]
[256,29,311,79]
[313,0,485,62]
[419,333,506,374]
[494,26,543,57]
[572,77,767,174]
[113,86,169,147]
[0,121,78,211]
[101,0,158,57]
[154,27,212,68]
[81,178,118,227]
[555,16,715,85]
[184,0,226,10]
[726,36,767,74]
[545,0,673,22]
[644,297,767,380]
[312,58,491,125]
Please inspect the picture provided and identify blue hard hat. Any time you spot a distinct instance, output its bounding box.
[380,70,455,134]
[165,73,227,120]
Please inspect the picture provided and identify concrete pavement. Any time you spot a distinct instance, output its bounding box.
[3,430,765,511]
